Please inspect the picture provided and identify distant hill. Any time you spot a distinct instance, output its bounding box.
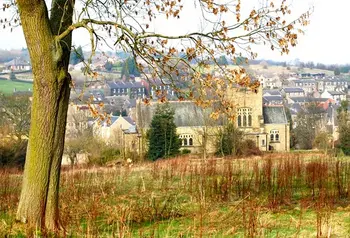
[0,49,30,63]
[247,64,334,76]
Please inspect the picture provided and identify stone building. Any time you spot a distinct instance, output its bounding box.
[136,85,290,154]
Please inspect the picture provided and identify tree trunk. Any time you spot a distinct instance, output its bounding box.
[16,0,74,231]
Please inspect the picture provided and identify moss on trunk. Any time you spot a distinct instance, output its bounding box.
[16,0,74,232]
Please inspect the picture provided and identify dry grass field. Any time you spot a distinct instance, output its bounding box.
[1,153,350,237]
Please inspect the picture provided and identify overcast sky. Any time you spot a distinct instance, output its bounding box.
[0,0,348,65]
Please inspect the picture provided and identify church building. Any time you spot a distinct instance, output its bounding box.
[136,85,290,154]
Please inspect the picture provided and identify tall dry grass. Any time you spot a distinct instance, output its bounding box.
[1,153,350,237]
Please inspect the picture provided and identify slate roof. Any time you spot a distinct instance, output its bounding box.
[282,87,304,93]
[263,90,282,96]
[311,98,330,102]
[263,106,288,124]
[263,95,283,102]
[107,81,145,89]
[327,91,346,95]
[138,101,225,128]
[123,116,135,125]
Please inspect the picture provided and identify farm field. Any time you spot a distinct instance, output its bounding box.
[2,153,350,237]
[0,79,33,95]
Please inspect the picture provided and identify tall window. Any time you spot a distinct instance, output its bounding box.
[270,130,280,142]
[237,108,252,127]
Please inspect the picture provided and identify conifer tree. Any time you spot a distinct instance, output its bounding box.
[148,103,180,161]
[337,101,350,155]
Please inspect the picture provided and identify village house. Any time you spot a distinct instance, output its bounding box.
[144,79,177,100]
[256,74,282,89]
[3,58,31,72]
[293,79,317,94]
[92,116,138,151]
[281,87,305,98]
[65,104,95,138]
[317,79,349,93]
[106,81,147,99]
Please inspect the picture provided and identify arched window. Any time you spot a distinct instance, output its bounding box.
[270,130,280,142]
[237,107,252,127]
[180,134,193,146]
[275,134,279,141]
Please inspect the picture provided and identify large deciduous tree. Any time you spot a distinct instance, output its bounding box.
[293,103,325,149]
[1,0,310,232]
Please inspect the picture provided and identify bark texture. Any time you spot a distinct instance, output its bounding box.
[16,0,74,231]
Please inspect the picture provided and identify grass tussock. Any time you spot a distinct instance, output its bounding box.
[2,153,350,237]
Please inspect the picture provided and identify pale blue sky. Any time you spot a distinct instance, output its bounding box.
[0,0,348,64]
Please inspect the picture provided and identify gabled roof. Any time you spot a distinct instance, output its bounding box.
[138,101,225,128]
[99,116,119,127]
[4,58,30,66]
[327,91,346,95]
[263,106,288,124]
[263,95,283,102]
[123,116,135,125]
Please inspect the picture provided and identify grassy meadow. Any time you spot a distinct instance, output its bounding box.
[0,79,33,95]
[2,153,350,237]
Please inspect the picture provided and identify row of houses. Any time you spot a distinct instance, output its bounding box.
[257,72,349,96]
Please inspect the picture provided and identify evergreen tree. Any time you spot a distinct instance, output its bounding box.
[121,57,140,79]
[147,103,180,161]
[337,101,350,155]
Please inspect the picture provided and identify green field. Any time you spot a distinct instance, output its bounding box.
[0,79,33,95]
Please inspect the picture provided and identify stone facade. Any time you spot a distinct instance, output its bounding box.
[136,85,290,154]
